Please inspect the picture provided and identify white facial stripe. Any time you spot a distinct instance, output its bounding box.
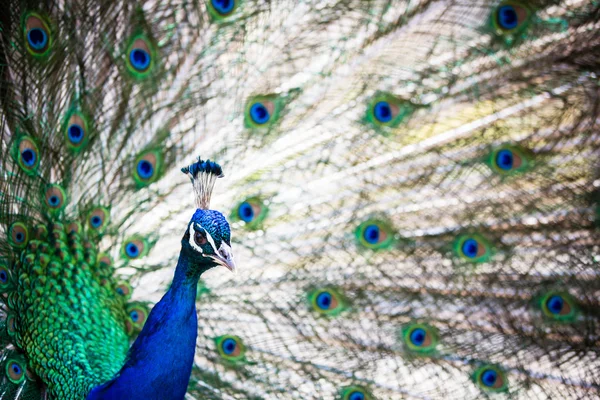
[189,224,221,258]
[205,230,219,254]
[188,224,203,253]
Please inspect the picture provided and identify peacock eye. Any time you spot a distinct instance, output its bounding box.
[245,95,283,130]
[125,303,149,335]
[215,335,246,363]
[373,101,393,123]
[249,102,271,124]
[363,225,383,244]
[461,238,482,258]
[488,144,534,176]
[341,386,371,400]
[355,218,395,250]
[44,184,67,213]
[349,392,365,400]
[133,149,164,188]
[125,34,157,78]
[68,124,84,143]
[495,149,514,170]
[0,264,11,290]
[539,291,577,322]
[366,92,414,130]
[115,282,132,299]
[130,48,150,71]
[233,197,268,230]
[473,365,508,392]
[64,110,90,152]
[211,0,236,15]
[129,40,151,71]
[66,222,81,235]
[27,27,47,50]
[238,202,255,222]
[492,1,531,34]
[13,136,40,175]
[207,0,239,20]
[121,235,150,260]
[6,360,25,383]
[316,291,334,310]
[308,288,348,316]
[402,323,439,354]
[87,206,110,233]
[546,295,564,314]
[126,243,139,258]
[9,222,29,248]
[222,338,237,354]
[97,253,113,268]
[23,12,52,57]
[194,230,207,246]
[481,369,498,387]
[454,234,492,263]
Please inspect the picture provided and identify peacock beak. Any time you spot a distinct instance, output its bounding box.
[210,242,236,274]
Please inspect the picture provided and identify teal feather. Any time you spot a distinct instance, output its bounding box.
[0,0,599,399]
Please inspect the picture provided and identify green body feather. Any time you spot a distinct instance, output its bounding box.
[3,223,129,398]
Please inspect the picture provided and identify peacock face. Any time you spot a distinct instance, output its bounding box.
[183,209,235,272]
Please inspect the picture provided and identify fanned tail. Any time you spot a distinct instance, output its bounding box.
[1,0,599,399]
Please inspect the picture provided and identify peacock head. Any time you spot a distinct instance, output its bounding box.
[181,158,235,273]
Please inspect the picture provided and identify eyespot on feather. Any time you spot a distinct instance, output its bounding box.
[133,150,164,188]
[341,386,372,400]
[473,365,508,392]
[44,184,67,213]
[207,0,239,20]
[453,234,493,263]
[115,282,133,299]
[488,145,531,175]
[249,101,274,125]
[126,35,157,78]
[97,253,113,269]
[121,236,150,260]
[365,92,414,130]
[12,136,40,175]
[244,96,282,130]
[9,223,29,248]
[6,315,17,336]
[66,222,82,235]
[355,218,395,250]
[0,264,11,290]
[316,291,338,311]
[308,288,347,316]
[492,1,531,35]
[539,291,578,322]
[125,303,149,335]
[5,359,25,384]
[23,12,52,57]
[232,197,268,229]
[214,335,246,362]
[64,111,90,151]
[402,323,439,354]
[87,207,110,232]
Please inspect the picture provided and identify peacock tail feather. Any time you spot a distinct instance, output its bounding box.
[0,0,599,399]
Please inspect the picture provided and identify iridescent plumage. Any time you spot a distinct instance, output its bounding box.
[0,0,599,399]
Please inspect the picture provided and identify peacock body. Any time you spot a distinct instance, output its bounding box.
[0,0,599,399]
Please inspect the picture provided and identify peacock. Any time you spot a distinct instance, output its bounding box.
[0,0,599,399]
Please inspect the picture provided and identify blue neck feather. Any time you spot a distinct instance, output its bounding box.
[87,250,206,400]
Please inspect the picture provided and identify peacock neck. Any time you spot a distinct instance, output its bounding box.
[86,247,204,400]
[171,250,204,292]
